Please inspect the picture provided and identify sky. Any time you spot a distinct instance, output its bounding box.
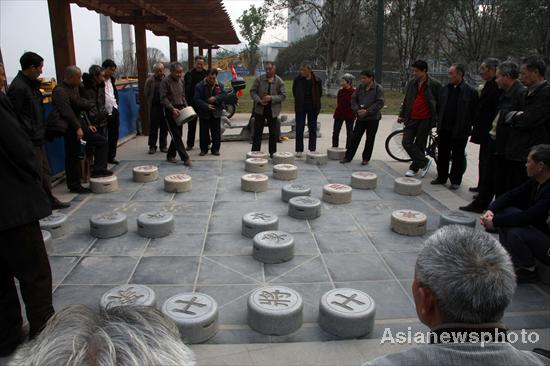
[0,0,287,79]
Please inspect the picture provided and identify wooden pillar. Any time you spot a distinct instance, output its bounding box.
[198,46,204,56]
[187,37,194,71]
[135,24,149,135]
[207,46,212,69]
[47,0,76,82]
[169,36,177,62]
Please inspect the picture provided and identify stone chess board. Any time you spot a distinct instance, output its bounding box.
[48,159,550,344]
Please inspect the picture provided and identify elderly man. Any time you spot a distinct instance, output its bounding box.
[145,63,167,154]
[481,144,550,283]
[366,226,548,365]
[101,59,120,164]
[251,61,286,158]
[184,55,208,150]
[160,62,192,166]
[8,52,69,209]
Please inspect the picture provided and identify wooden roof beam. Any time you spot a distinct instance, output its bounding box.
[111,15,167,24]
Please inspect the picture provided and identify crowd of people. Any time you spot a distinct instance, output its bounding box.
[0,49,549,363]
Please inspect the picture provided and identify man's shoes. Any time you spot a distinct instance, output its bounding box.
[449,184,460,190]
[211,151,220,156]
[167,156,177,163]
[295,152,303,158]
[148,146,156,155]
[183,159,193,167]
[160,147,168,153]
[430,178,446,185]
[420,158,432,178]
[459,202,485,213]
[515,267,538,283]
[199,151,207,156]
[52,199,70,209]
[361,160,369,166]
[91,169,114,178]
[69,186,91,194]
[405,169,418,177]
[340,159,351,164]
[186,146,194,151]
[108,159,120,165]
[469,187,479,192]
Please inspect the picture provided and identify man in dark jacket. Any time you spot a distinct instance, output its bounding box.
[398,60,441,178]
[341,70,385,165]
[481,144,550,283]
[145,63,167,154]
[7,52,68,209]
[194,68,227,156]
[504,56,550,190]
[0,90,54,357]
[102,59,120,164]
[80,65,108,134]
[469,58,502,193]
[431,64,478,189]
[293,62,323,157]
[184,56,208,150]
[52,66,112,193]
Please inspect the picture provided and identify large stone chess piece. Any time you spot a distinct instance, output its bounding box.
[39,212,68,239]
[245,158,269,173]
[164,174,192,193]
[100,284,156,310]
[242,212,279,238]
[306,151,328,165]
[322,183,352,204]
[327,147,346,160]
[247,286,303,335]
[318,288,376,338]
[351,171,378,190]
[272,152,295,165]
[90,175,118,193]
[162,292,219,344]
[247,151,269,160]
[391,209,427,236]
[137,211,174,238]
[241,174,269,193]
[253,231,295,263]
[89,211,128,238]
[288,196,322,219]
[273,164,298,180]
[281,183,311,203]
[394,177,422,196]
[133,165,159,183]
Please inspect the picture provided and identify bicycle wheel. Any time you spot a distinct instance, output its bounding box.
[385,129,412,162]
[225,104,236,119]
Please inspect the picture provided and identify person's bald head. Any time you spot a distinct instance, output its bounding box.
[64,66,82,87]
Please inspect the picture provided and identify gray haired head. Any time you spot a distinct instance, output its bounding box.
[63,65,81,79]
[497,61,519,79]
[9,305,196,366]
[153,62,165,71]
[482,58,500,70]
[415,226,516,324]
[170,62,184,72]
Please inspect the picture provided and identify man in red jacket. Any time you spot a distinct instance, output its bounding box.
[332,74,355,149]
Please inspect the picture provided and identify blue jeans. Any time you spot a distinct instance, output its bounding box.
[295,106,318,152]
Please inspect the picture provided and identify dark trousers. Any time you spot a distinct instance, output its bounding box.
[253,112,278,155]
[148,104,167,149]
[332,118,354,148]
[345,119,380,162]
[494,154,508,198]
[199,117,221,153]
[472,139,497,208]
[436,130,468,185]
[165,108,189,162]
[506,160,529,192]
[64,128,108,190]
[0,221,54,352]
[295,106,318,152]
[402,119,431,171]
[476,140,491,188]
[498,207,550,267]
[107,108,119,161]
[34,145,56,204]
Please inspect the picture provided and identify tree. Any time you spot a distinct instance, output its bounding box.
[237,5,269,75]
[147,47,166,72]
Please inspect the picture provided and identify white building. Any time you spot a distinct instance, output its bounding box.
[287,1,323,43]
[260,42,288,63]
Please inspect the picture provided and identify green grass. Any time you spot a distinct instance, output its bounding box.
[227,76,403,115]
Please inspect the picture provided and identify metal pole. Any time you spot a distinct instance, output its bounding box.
[374,0,384,84]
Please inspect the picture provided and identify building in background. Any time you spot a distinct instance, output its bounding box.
[287,0,323,43]
[260,42,288,63]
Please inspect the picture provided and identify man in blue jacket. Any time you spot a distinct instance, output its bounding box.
[481,144,550,282]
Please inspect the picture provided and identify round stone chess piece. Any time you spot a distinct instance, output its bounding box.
[42,230,53,254]
[100,284,156,310]
[245,158,269,173]
[89,211,128,238]
[306,151,328,165]
[322,183,352,204]
[288,196,322,219]
[133,165,159,183]
[394,177,422,196]
[90,175,118,193]
[391,209,427,236]
[273,164,298,180]
[351,171,378,190]
[327,147,346,160]
[162,292,219,344]
[164,174,192,193]
[39,212,68,239]
[318,288,376,338]
[281,183,311,203]
[247,286,303,335]
[272,152,295,165]
[242,212,279,238]
[246,151,269,160]
[241,174,269,193]
[439,211,476,228]
[253,231,295,263]
[137,211,174,238]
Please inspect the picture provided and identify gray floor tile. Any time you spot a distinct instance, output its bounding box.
[324,253,393,282]
[62,256,139,285]
[204,233,253,256]
[130,256,199,284]
[309,211,360,232]
[380,252,419,280]
[48,233,95,256]
[49,256,78,285]
[368,230,424,252]
[145,233,204,256]
[507,283,550,312]
[88,232,149,256]
[53,285,113,311]
[290,232,319,255]
[198,256,263,285]
[148,285,194,307]
[265,255,330,283]
[314,231,375,253]
[196,284,258,324]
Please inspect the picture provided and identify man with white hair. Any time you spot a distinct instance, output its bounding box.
[145,62,167,154]
[365,226,549,365]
